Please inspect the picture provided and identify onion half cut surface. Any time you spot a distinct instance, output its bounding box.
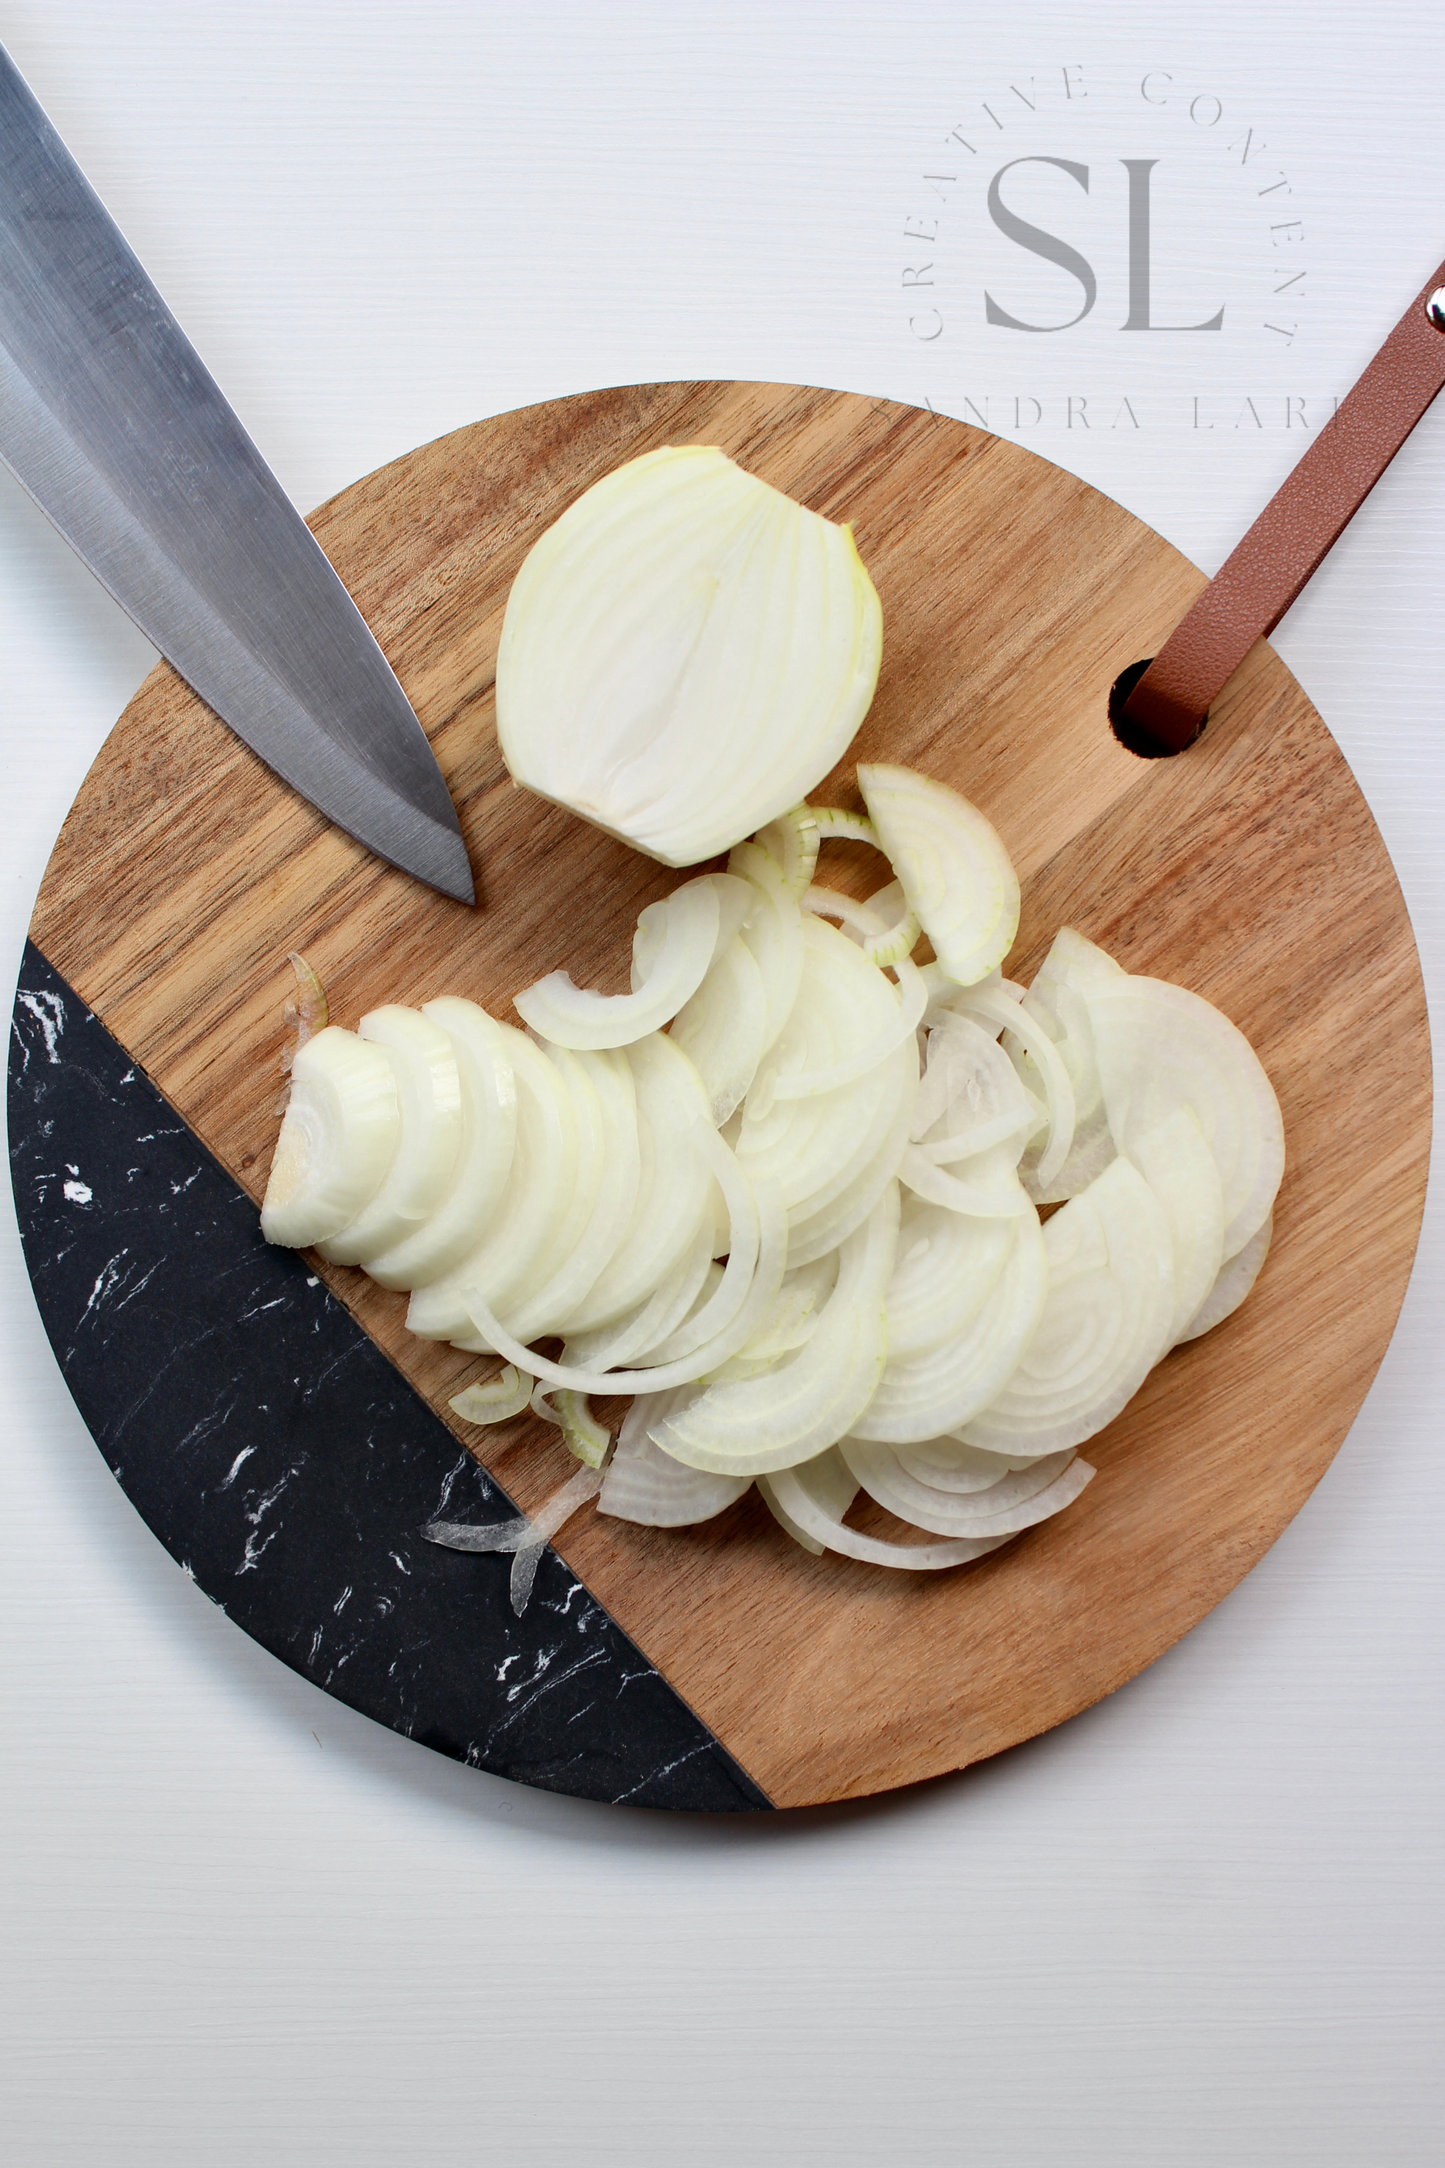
[496,444,883,867]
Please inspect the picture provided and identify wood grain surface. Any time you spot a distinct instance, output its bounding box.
[29,382,1432,1809]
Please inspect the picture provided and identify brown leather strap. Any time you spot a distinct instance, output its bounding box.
[1122,259,1445,751]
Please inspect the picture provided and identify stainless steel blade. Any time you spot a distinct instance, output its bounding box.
[0,47,473,905]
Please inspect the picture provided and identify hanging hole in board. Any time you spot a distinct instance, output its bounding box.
[1107,658,1205,760]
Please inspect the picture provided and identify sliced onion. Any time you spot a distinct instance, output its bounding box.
[280,950,329,1073]
[1179,1210,1273,1341]
[532,1383,613,1468]
[514,875,721,1049]
[462,1151,788,1398]
[260,1027,400,1249]
[759,1451,1014,1570]
[1127,1105,1226,1346]
[840,1437,1092,1538]
[496,444,882,868]
[1082,975,1285,1262]
[406,1024,581,1343]
[647,1182,899,1476]
[561,1216,715,1372]
[726,840,807,1050]
[559,1032,717,1334]
[857,763,1020,987]
[899,1144,1032,1220]
[961,1156,1175,1458]
[912,1014,1045,1164]
[753,804,820,899]
[884,1199,1017,1361]
[757,1441,859,1555]
[501,1044,641,1343]
[449,1365,534,1424]
[896,1435,1039,1491]
[598,1393,752,1526]
[851,1203,1047,1442]
[942,983,1076,1193]
[315,1007,463,1267]
[669,934,770,1125]
[364,998,518,1292]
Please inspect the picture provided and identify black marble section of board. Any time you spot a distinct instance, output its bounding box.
[8,941,769,1812]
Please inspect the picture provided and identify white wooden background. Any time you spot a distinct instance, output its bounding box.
[2,5,1441,2161]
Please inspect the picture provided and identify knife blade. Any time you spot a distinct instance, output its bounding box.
[0,45,474,906]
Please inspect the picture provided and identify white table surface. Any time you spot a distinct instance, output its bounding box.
[2,6,1441,2162]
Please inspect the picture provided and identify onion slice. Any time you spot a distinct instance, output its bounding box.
[961,1156,1174,1458]
[260,1027,400,1249]
[1180,1211,1273,1341]
[840,1437,1093,1538]
[315,1006,463,1267]
[449,1365,534,1424]
[514,875,721,1049]
[759,1451,1016,1570]
[858,763,1020,988]
[598,1394,752,1525]
[646,1181,899,1476]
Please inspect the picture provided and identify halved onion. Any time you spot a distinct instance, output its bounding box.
[260,1027,400,1249]
[315,1007,463,1267]
[496,444,882,867]
[858,764,1020,987]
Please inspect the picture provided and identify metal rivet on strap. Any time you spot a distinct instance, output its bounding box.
[1427,288,1445,331]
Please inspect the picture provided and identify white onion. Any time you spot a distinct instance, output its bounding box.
[669,934,770,1125]
[840,1437,1093,1539]
[315,1007,463,1267]
[961,1156,1175,1457]
[559,1033,718,1334]
[1180,1210,1274,1341]
[759,1451,1015,1570]
[1127,1105,1226,1345]
[561,1217,715,1371]
[406,1023,581,1343]
[500,1044,642,1343]
[647,1182,899,1476]
[598,1394,752,1526]
[857,763,1020,987]
[462,1150,789,1398]
[364,998,519,1291]
[850,1202,1047,1443]
[514,874,721,1050]
[896,1435,1039,1491]
[899,1144,1032,1220]
[496,444,882,867]
[883,1198,1017,1361]
[945,982,1076,1192]
[1082,975,1285,1261]
[726,840,807,1050]
[260,1027,400,1249]
[449,1365,534,1424]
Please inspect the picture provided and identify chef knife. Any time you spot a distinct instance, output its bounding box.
[0,44,473,905]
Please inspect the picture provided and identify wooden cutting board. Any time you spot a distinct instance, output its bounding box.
[25,381,1431,1809]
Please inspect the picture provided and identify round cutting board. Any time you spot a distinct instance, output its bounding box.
[12,382,1431,1811]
